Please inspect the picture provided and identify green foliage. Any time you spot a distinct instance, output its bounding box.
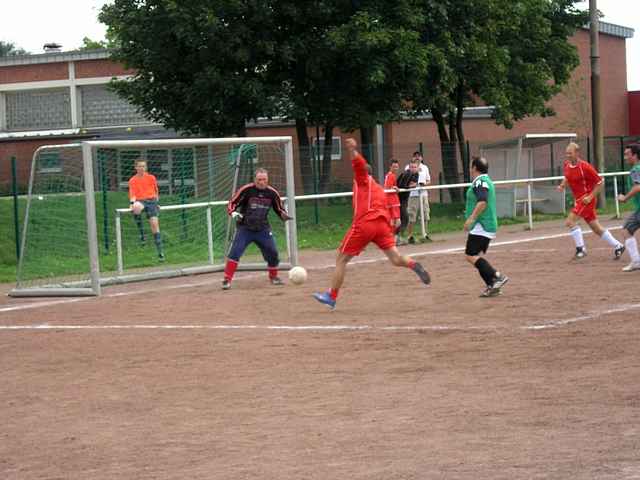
[78,37,109,50]
[0,41,28,57]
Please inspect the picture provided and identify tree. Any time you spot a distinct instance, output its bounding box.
[78,37,108,50]
[0,41,28,57]
[99,0,280,137]
[100,0,437,193]
[409,0,588,197]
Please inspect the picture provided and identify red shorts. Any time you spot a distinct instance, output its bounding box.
[571,198,597,223]
[339,217,396,256]
[388,205,400,220]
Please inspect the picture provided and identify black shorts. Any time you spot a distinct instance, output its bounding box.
[465,234,492,256]
[141,200,160,218]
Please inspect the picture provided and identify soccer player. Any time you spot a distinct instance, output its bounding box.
[222,168,292,290]
[616,144,640,271]
[464,156,509,297]
[313,138,430,310]
[128,159,164,261]
[384,159,401,242]
[556,142,624,260]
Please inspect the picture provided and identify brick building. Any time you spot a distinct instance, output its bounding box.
[0,21,635,193]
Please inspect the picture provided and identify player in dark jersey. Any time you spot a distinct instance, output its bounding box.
[222,168,292,290]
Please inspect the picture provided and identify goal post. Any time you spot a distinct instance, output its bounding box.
[11,136,298,297]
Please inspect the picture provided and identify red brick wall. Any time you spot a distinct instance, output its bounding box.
[0,139,76,187]
[0,63,68,84]
[75,59,135,78]
[629,91,640,136]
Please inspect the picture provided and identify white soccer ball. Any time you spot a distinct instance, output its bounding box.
[131,201,145,215]
[288,266,308,285]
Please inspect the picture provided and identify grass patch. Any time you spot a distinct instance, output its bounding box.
[1,194,636,284]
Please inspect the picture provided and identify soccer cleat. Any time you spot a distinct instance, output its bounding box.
[408,236,415,244]
[492,273,509,290]
[270,276,284,286]
[158,253,165,262]
[573,247,586,260]
[480,286,501,298]
[622,262,640,272]
[222,279,231,290]
[423,234,432,242]
[411,262,431,285]
[313,291,336,310]
[614,245,626,260]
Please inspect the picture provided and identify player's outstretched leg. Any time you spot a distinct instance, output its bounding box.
[588,220,625,260]
[313,252,352,310]
[383,247,430,285]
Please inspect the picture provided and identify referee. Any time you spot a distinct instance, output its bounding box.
[463,157,508,297]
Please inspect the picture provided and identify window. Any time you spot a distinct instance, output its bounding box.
[6,89,71,131]
[38,151,61,173]
[312,136,342,160]
[80,84,149,127]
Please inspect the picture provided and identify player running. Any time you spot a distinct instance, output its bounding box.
[557,142,624,260]
[222,168,292,290]
[313,138,430,310]
[464,157,508,297]
[617,144,640,271]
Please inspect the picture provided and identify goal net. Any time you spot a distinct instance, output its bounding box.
[12,137,298,297]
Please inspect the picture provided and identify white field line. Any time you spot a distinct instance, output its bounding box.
[1,299,638,332]
[0,226,621,315]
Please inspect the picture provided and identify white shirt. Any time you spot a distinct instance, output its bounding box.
[406,163,430,197]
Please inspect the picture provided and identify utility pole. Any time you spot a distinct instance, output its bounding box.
[590,0,605,206]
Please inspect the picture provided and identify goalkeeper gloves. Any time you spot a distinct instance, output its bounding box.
[231,211,243,220]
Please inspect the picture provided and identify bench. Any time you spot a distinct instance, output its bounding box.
[515,197,550,216]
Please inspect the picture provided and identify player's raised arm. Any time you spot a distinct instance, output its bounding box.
[345,138,369,185]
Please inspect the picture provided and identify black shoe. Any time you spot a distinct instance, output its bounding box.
[423,234,432,242]
[614,245,625,260]
[412,262,431,285]
[222,279,231,290]
[270,277,284,286]
[158,253,165,262]
[408,236,415,244]
[574,247,586,260]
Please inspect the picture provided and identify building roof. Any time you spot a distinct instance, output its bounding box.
[0,49,111,67]
[584,21,634,39]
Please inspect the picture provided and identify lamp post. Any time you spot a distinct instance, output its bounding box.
[590,0,605,206]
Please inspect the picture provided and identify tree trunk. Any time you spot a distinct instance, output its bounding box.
[432,108,462,202]
[455,83,470,183]
[295,118,314,194]
[319,125,334,192]
[360,126,374,165]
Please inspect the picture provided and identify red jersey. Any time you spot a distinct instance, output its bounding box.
[563,160,602,201]
[383,171,400,209]
[129,173,159,201]
[352,152,390,224]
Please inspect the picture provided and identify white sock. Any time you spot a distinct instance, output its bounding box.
[625,237,640,263]
[570,227,585,249]
[601,230,622,248]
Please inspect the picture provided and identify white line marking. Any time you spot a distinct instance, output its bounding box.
[0,226,621,314]
[523,303,640,330]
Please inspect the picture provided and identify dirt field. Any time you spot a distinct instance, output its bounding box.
[2,221,640,479]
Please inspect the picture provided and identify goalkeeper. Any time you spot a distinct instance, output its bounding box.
[222,168,292,290]
[128,159,165,261]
